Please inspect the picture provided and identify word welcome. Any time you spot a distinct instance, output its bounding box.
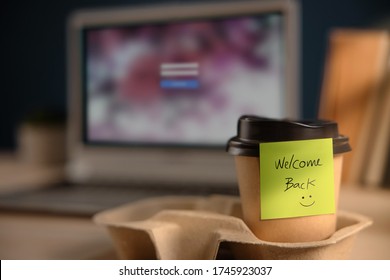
[275,154,323,170]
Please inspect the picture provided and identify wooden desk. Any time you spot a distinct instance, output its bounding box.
[0,212,114,260]
[338,187,390,260]
[0,187,389,259]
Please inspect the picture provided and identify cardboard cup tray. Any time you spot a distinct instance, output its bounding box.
[93,195,372,260]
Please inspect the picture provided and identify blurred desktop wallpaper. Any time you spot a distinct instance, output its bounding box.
[85,14,285,145]
[1,0,389,149]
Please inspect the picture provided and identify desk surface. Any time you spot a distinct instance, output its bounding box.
[0,186,389,260]
[338,187,390,260]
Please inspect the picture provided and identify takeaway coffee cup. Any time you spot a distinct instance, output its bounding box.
[227,115,351,242]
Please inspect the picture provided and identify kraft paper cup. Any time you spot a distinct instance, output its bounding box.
[227,115,351,243]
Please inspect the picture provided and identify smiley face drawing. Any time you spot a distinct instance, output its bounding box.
[300,195,315,207]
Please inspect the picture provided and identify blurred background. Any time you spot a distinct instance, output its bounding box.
[0,0,389,150]
[0,0,390,260]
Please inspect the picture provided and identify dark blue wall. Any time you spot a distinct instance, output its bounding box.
[1,0,389,149]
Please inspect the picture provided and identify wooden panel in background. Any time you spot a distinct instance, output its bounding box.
[319,29,389,185]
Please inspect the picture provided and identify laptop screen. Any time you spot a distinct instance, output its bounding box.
[67,0,299,185]
[82,13,285,146]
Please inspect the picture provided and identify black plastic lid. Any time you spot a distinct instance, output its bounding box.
[227,115,351,157]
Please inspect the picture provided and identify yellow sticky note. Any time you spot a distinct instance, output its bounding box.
[259,138,335,220]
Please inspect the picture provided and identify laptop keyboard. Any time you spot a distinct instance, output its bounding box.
[0,183,239,216]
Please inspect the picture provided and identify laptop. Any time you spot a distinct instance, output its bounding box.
[0,0,300,216]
